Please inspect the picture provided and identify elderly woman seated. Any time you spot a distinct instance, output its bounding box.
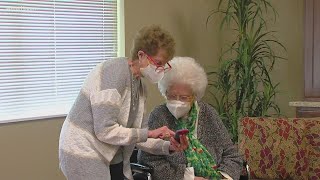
[138,57,242,180]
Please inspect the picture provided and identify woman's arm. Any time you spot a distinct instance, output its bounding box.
[90,61,150,146]
[205,104,243,180]
[138,107,187,180]
[138,151,187,180]
[91,88,149,145]
[91,89,174,146]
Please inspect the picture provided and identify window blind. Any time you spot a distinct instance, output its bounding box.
[0,0,118,122]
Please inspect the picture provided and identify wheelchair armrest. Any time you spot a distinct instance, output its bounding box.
[130,163,153,174]
[241,161,251,180]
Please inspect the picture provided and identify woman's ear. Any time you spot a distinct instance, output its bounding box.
[137,50,144,60]
[128,60,133,67]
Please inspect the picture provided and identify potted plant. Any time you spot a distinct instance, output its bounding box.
[206,0,286,142]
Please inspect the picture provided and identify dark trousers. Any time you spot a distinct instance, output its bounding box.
[110,162,124,180]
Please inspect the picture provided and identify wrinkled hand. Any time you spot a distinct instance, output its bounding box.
[148,126,175,139]
[194,177,208,180]
[169,134,188,152]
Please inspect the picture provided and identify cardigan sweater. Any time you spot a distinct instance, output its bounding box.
[59,58,170,180]
[138,101,243,180]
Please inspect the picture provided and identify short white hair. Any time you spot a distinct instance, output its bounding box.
[158,56,208,100]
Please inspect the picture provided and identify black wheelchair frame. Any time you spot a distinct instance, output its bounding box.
[130,148,250,180]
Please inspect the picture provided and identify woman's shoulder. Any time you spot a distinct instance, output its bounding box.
[198,101,218,114]
[148,104,175,129]
[90,57,130,92]
[149,104,174,121]
[150,101,218,117]
[198,101,221,124]
[150,103,169,116]
[100,57,129,72]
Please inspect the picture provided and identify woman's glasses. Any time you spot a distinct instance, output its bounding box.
[144,53,171,73]
[166,94,194,102]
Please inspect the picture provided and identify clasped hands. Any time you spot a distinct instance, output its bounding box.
[148,126,188,152]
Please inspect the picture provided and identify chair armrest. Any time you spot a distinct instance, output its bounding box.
[243,161,251,180]
[130,163,153,174]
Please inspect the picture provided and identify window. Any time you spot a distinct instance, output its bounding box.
[305,0,320,100]
[0,0,122,123]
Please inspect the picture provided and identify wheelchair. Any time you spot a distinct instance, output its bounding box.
[130,148,250,180]
[130,148,152,180]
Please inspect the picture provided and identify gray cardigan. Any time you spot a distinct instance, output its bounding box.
[138,101,242,180]
[59,58,170,180]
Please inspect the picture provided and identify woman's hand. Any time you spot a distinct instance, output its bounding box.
[169,135,188,152]
[148,126,175,139]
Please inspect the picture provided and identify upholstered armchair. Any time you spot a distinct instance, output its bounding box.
[238,117,320,179]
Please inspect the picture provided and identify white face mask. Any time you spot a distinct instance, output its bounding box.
[166,100,192,119]
[140,64,164,83]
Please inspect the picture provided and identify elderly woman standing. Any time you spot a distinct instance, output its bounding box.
[138,57,242,180]
[59,25,187,180]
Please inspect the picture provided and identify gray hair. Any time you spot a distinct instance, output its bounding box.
[158,57,208,100]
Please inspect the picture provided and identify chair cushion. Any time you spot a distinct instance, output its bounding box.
[305,119,320,179]
[238,117,310,179]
